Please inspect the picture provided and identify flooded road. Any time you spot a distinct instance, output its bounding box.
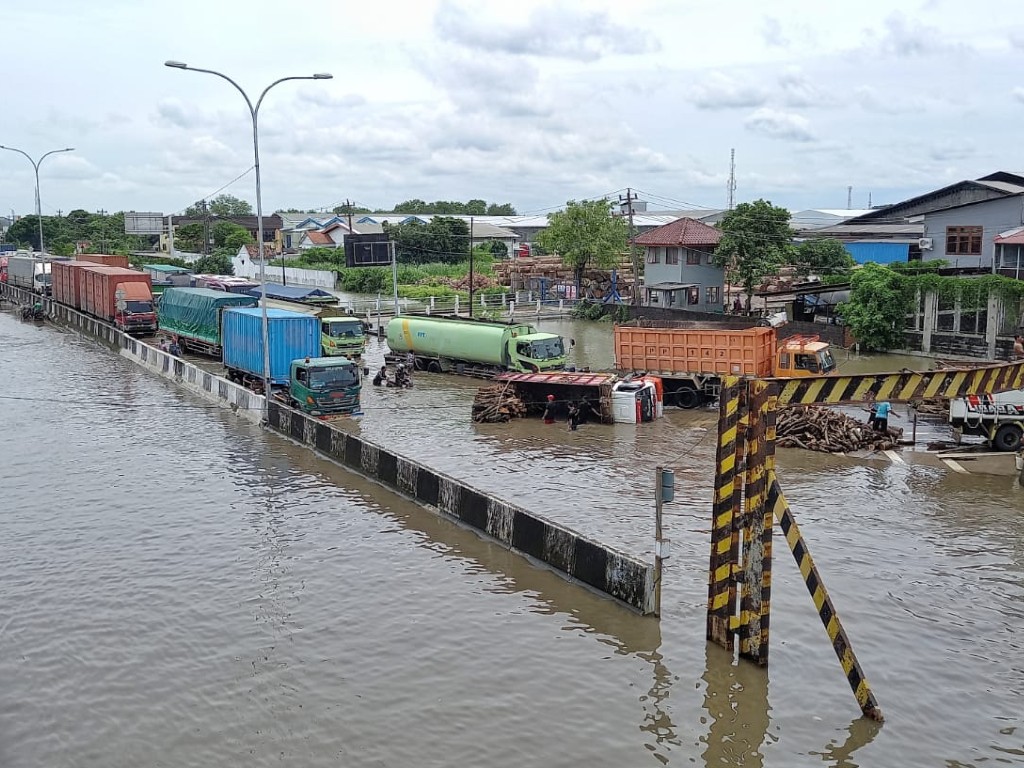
[3,309,1024,766]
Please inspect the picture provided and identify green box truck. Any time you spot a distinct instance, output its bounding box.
[386,314,567,375]
[158,287,258,357]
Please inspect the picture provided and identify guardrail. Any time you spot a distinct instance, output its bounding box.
[347,292,582,323]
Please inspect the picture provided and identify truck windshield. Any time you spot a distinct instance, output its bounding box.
[309,366,358,389]
[38,274,52,284]
[817,349,836,373]
[327,321,363,339]
[124,300,152,313]
[530,337,565,360]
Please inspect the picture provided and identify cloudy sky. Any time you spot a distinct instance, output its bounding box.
[2,0,1024,219]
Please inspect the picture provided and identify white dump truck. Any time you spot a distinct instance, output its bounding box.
[949,390,1024,451]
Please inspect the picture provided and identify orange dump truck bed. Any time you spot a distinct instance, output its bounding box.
[614,325,776,378]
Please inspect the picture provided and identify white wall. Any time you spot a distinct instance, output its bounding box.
[231,257,336,288]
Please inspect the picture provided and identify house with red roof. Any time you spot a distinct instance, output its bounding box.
[634,217,724,312]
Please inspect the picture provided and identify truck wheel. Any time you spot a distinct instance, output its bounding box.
[676,385,703,409]
[992,423,1023,452]
[428,361,442,373]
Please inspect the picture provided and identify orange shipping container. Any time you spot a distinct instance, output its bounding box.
[80,266,153,322]
[614,325,776,378]
[51,259,99,309]
[78,253,130,269]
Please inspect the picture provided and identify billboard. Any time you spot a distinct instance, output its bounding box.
[345,233,393,267]
[124,211,164,235]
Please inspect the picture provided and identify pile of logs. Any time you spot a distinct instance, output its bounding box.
[776,406,902,453]
[472,384,528,423]
[428,273,500,291]
[910,397,948,416]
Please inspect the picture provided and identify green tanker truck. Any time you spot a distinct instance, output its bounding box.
[385,314,567,375]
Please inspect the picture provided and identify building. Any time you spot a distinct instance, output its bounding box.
[167,214,284,254]
[635,217,724,312]
[844,172,1024,271]
[790,209,875,233]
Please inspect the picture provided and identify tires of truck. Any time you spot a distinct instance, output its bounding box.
[427,360,442,373]
[675,385,703,409]
[992,423,1023,452]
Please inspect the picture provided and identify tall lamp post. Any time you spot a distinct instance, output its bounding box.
[164,61,332,420]
[0,145,74,254]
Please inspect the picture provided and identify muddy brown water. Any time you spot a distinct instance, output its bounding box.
[2,310,1023,767]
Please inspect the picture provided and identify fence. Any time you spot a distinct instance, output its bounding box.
[231,257,336,289]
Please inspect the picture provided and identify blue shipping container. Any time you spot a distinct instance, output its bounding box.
[222,307,321,386]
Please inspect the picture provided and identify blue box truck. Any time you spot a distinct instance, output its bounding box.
[222,307,321,388]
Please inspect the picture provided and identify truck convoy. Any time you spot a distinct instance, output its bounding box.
[386,314,568,375]
[949,390,1024,451]
[158,287,258,357]
[221,306,362,416]
[51,260,158,335]
[7,253,52,295]
[614,323,836,408]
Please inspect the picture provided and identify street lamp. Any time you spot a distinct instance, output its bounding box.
[0,145,74,255]
[164,61,333,420]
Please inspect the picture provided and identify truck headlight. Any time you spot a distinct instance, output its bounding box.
[306,396,315,404]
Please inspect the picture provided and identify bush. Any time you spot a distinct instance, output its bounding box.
[338,267,390,293]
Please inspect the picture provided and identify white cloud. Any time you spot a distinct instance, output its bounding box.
[1013,87,1024,104]
[690,72,766,110]
[743,108,816,142]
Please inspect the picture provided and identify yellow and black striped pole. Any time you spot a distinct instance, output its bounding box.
[707,376,745,649]
[767,470,883,722]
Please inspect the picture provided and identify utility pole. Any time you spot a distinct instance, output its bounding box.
[390,238,399,316]
[619,188,639,305]
[654,466,673,617]
[198,199,211,256]
[345,198,353,235]
[468,216,475,317]
[727,148,737,211]
[167,214,176,256]
[847,186,853,209]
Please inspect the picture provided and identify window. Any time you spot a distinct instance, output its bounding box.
[686,249,700,265]
[706,252,716,265]
[687,286,700,305]
[945,226,982,256]
[645,248,660,264]
[665,247,679,265]
[779,352,791,369]
[705,286,721,305]
[296,367,309,385]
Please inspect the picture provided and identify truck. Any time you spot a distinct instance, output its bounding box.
[949,390,1024,451]
[157,287,258,357]
[385,314,568,375]
[264,298,366,358]
[221,307,362,416]
[79,265,158,335]
[8,254,52,295]
[52,259,99,307]
[614,323,836,408]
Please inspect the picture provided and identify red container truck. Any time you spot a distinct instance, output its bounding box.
[80,265,158,335]
[51,259,98,308]
[78,253,130,269]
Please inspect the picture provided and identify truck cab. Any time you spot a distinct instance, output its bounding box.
[114,282,158,334]
[511,333,566,373]
[321,317,366,358]
[288,356,362,417]
[774,335,836,378]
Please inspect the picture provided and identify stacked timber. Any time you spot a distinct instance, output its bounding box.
[910,397,948,416]
[494,255,637,301]
[776,406,901,453]
[472,384,527,423]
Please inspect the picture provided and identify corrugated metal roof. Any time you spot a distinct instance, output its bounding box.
[995,226,1024,245]
[843,241,910,265]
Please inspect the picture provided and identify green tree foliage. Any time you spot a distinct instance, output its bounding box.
[714,200,794,310]
[211,221,252,250]
[332,203,372,215]
[174,223,205,253]
[794,238,855,278]
[6,210,145,254]
[192,252,234,276]
[486,240,508,258]
[184,194,252,217]
[534,199,628,289]
[386,216,470,264]
[389,199,516,215]
[486,202,516,215]
[838,263,911,351]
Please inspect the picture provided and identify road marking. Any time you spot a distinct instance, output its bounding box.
[884,450,906,465]
[942,459,970,474]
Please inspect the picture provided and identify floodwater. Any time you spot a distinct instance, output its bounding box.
[3,308,1024,767]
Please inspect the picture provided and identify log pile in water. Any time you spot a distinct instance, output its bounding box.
[472,384,528,423]
[776,406,902,453]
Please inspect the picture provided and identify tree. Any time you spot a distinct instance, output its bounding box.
[388,216,470,265]
[534,199,628,292]
[486,240,508,258]
[192,252,235,276]
[392,199,429,214]
[794,239,855,279]
[714,199,794,311]
[211,221,251,249]
[174,223,205,253]
[184,194,252,218]
[465,199,487,215]
[332,203,371,215]
[486,202,517,215]
[838,263,910,351]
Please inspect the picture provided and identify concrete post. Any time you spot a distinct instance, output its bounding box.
[986,290,1002,359]
[922,290,936,354]
[454,296,460,315]
[953,296,962,335]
